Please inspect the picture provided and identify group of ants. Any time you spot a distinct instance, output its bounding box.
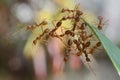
[26,5,105,62]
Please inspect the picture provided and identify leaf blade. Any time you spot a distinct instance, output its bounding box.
[83,19,120,76]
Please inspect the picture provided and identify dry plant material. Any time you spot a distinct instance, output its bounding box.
[26,4,104,62]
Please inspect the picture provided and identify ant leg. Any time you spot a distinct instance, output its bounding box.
[56,36,68,48]
[87,62,96,76]
[40,25,44,33]
[11,26,26,38]
[60,26,64,34]
[40,39,48,44]
[40,19,47,32]
[31,29,40,37]
[52,20,57,28]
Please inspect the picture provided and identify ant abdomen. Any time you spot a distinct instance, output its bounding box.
[56,21,62,27]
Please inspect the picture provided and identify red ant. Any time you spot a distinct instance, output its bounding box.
[89,42,101,54]
[97,16,107,30]
[84,51,90,62]
[26,20,48,31]
[33,28,50,45]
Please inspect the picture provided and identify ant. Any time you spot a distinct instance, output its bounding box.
[58,30,75,37]
[64,56,68,62]
[85,34,93,40]
[61,4,83,15]
[72,23,77,31]
[33,28,50,45]
[78,23,86,30]
[67,39,73,47]
[73,39,80,47]
[26,20,48,31]
[47,21,62,38]
[74,10,83,22]
[97,16,105,30]
[79,31,93,42]
[84,41,91,48]
[65,30,75,37]
[50,16,68,36]
[64,50,70,62]
[66,39,73,52]
[89,42,101,54]
[60,16,76,21]
[73,39,91,61]
[84,51,90,62]
[71,8,83,31]
[70,17,83,32]
[76,51,82,56]
[47,30,67,47]
[61,4,83,31]
[80,34,93,41]
[61,8,75,13]
[73,39,83,55]
[54,16,75,34]
[53,15,72,29]
[79,31,87,41]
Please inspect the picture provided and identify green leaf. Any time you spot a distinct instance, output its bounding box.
[82,18,120,76]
